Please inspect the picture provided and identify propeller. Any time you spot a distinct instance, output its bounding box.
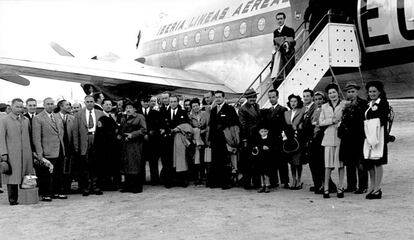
[50,42,75,57]
[0,71,30,86]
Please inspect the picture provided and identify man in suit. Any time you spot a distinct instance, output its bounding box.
[301,89,319,191]
[263,89,289,189]
[24,98,37,125]
[159,96,189,188]
[93,92,105,111]
[238,89,261,189]
[55,99,75,194]
[273,12,295,82]
[208,91,240,189]
[32,97,67,201]
[94,99,121,190]
[73,95,104,196]
[140,96,162,185]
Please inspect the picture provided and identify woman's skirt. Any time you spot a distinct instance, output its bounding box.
[324,146,343,169]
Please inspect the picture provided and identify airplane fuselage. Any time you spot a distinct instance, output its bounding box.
[139,0,414,98]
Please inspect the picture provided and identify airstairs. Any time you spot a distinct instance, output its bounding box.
[240,14,361,108]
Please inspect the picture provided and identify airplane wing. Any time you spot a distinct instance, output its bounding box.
[0,55,237,99]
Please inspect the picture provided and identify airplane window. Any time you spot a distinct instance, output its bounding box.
[258,18,266,31]
[172,38,177,48]
[224,25,231,38]
[208,29,215,41]
[162,40,167,50]
[240,22,247,35]
[183,35,189,46]
[195,32,201,43]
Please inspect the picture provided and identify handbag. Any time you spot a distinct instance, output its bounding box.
[21,175,38,189]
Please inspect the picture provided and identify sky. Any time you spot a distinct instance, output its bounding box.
[0,0,203,103]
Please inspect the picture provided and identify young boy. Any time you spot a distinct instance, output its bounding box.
[252,124,272,193]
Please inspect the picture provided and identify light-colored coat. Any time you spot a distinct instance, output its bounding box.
[0,113,34,184]
[32,111,65,159]
[319,101,346,147]
[73,108,104,155]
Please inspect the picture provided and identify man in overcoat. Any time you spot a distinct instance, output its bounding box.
[339,81,368,193]
[0,98,35,205]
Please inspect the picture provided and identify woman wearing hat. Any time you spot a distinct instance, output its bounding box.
[319,83,346,198]
[363,81,390,199]
[118,100,147,193]
[283,94,305,190]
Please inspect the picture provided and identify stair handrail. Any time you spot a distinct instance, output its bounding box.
[235,20,308,104]
[255,10,348,103]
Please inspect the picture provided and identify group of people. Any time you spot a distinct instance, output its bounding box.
[0,79,390,205]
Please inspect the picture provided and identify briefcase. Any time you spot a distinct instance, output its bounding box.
[18,187,39,205]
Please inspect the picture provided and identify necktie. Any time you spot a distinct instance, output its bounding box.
[50,114,55,123]
[88,110,94,129]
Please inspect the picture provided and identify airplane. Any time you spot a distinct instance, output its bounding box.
[0,0,413,102]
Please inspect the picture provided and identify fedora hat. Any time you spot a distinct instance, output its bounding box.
[344,81,361,91]
[0,160,12,175]
[244,88,258,98]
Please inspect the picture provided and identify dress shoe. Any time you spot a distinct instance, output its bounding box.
[120,188,131,193]
[314,188,324,194]
[93,190,103,195]
[82,191,90,197]
[366,189,382,199]
[258,186,265,193]
[309,186,315,192]
[58,194,68,199]
[337,188,344,198]
[41,196,52,202]
[264,186,270,193]
[283,183,290,189]
[221,184,232,190]
[0,189,4,194]
[9,202,19,206]
[323,190,330,199]
[354,188,367,194]
[131,188,143,194]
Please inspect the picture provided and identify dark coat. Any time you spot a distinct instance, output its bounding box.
[261,104,287,149]
[339,97,368,165]
[95,114,119,174]
[273,26,295,46]
[252,136,273,175]
[119,113,147,175]
[238,102,261,143]
[364,98,390,165]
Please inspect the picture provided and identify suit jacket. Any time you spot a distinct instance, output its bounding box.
[209,103,239,142]
[32,111,65,159]
[55,113,75,151]
[161,106,189,133]
[273,25,295,46]
[263,104,287,141]
[302,102,317,142]
[24,112,36,126]
[138,108,162,134]
[284,108,305,139]
[319,101,346,147]
[73,108,104,155]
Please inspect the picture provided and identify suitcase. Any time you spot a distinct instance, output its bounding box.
[18,187,39,205]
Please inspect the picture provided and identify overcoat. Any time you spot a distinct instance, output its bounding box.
[0,113,34,184]
[119,113,146,175]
